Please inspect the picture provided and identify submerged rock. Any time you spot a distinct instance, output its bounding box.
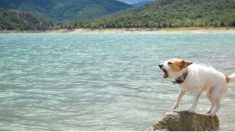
[147,111,219,131]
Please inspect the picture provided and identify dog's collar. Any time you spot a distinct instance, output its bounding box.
[172,69,188,84]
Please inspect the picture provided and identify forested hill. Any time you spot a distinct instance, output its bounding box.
[0,8,53,31]
[0,0,132,21]
[75,0,235,28]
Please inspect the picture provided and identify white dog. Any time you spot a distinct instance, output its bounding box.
[159,58,235,116]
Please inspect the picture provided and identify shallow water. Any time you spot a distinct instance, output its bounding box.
[0,32,235,130]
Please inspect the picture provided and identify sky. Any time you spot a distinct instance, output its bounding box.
[117,0,154,4]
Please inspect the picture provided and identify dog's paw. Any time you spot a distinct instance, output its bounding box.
[172,104,178,111]
[206,112,216,117]
[205,109,212,114]
[187,108,196,113]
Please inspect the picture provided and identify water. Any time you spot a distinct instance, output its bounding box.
[0,32,235,130]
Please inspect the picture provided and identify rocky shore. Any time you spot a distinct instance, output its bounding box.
[146,111,219,131]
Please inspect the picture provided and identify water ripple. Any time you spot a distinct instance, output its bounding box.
[0,33,235,130]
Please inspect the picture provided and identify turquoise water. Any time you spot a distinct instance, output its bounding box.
[0,32,235,130]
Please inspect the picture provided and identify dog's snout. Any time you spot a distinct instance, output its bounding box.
[159,64,163,69]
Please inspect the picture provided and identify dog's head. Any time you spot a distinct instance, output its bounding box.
[159,58,193,80]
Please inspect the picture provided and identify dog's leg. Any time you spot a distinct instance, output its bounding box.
[208,92,221,116]
[188,92,201,113]
[206,92,214,114]
[172,90,185,111]
[207,85,226,116]
[208,99,221,116]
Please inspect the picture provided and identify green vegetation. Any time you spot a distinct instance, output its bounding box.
[0,8,53,31]
[73,0,235,28]
[0,0,132,21]
[1,0,234,31]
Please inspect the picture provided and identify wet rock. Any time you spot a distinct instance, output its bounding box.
[146,111,219,131]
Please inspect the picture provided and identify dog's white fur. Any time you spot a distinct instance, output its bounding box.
[160,58,235,116]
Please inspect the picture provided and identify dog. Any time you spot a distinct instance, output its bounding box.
[159,58,235,116]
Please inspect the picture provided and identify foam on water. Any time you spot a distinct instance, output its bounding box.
[0,33,235,130]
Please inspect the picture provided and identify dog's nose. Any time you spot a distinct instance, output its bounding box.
[159,64,163,69]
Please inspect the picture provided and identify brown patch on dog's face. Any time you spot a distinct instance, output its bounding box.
[169,58,193,72]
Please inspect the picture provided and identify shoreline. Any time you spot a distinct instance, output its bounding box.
[1,27,235,33]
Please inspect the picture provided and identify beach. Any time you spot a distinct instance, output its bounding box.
[1,27,235,34]
[47,27,235,33]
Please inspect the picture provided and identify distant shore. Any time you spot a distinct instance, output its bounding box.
[47,27,235,33]
[1,27,235,33]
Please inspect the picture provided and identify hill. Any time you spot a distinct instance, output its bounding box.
[0,0,132,21]
[74,0,235,28]
[0,8,53,31]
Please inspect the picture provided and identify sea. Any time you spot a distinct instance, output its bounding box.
[0,32,235,130]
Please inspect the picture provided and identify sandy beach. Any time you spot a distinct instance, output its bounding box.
[46,27,235,33]
[1,27,235,33]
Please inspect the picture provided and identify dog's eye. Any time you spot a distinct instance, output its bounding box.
[168,62,172,65]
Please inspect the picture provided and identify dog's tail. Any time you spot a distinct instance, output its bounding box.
[226,73,235,83]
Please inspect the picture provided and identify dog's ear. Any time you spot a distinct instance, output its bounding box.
[182,60,193,68]
[170,59,192,71]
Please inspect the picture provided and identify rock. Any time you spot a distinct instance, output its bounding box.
[146,111,219,131]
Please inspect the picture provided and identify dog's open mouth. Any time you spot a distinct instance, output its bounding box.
[162,69,168,78]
